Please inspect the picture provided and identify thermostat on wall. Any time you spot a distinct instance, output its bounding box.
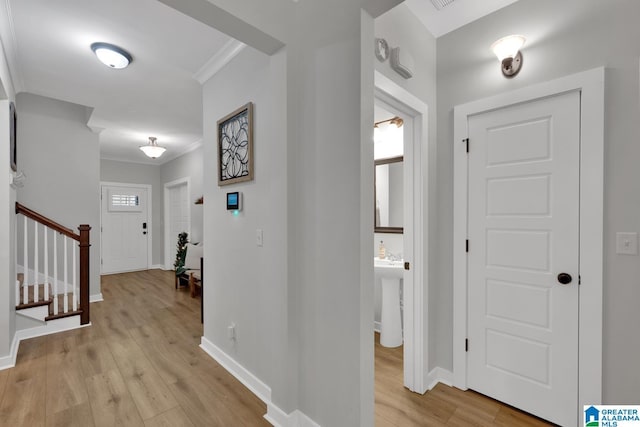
[226,192,242,211]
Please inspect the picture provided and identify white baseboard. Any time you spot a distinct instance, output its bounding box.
[0,333,20,371]
[199,336,271,403]
[374,321,381,333]
[199,336,319,427]
[90,293,104,303]
[424,367,454,391]
[150,264,165,270]
[265,406,321,427]
[0,316,89,371]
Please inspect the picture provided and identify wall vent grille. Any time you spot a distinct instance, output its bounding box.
[430,0,455,10]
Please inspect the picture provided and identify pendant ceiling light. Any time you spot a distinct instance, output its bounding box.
[90,42,132,69]
[140,137,166,159]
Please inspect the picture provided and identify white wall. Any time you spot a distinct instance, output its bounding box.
[16,93,101,298]
[165,1,399,424]
[160,146,203,244]
[375,3,438,375]
[0,28,17,361]
[0,99,16,358]
[203,44,291,410]
[100,159,163,267]
[436,0,640,403]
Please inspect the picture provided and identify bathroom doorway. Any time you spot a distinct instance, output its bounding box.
[373,71,428,394]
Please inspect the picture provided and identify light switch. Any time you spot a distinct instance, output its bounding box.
[616,232,638,255]
[256,229,263,247]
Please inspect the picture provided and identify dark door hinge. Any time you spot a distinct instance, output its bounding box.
[466,240,469,253]
[579,275,582,285]
[465,339,469,352]
[463,138,469,153]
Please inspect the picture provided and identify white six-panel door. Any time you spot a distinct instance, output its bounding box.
[467,91,580,426]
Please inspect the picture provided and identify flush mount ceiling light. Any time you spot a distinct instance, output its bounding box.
[140,137,166,159]
[491,35,526,78]
[90,42,132,69]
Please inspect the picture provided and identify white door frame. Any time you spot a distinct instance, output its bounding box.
[100,181,153,274]
[453,68,604,415]
[164,177,191,270]
[375,71,429,393]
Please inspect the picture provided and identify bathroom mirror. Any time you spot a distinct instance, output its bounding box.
[374,156,403,234]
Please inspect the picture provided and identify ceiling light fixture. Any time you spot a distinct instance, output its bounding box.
[90,42,132,69]
[140,137,166,159]
[491,35,526,78]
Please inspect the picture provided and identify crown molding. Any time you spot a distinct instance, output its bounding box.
[193,39,245,84]
[0,0,24,94]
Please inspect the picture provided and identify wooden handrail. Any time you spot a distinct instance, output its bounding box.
[16,202,91,325]
[16,202,79,241]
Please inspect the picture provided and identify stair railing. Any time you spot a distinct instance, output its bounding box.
[15,202,91,325]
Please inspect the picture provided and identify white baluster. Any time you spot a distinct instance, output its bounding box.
[44,228,49,301]
[72,241,77,311]
[15,215,18,306]
[23,217,27,305]
[53,232,58,315]
[34,221,39,303]
[63,237,68,313]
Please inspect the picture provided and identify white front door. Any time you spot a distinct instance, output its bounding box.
[101,184,149,274]
[467,91,580,426]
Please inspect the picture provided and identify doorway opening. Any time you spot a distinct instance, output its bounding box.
[373,71,428,396]
[164,177,191,270]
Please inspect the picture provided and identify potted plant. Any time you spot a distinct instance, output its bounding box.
[174,232,189,287]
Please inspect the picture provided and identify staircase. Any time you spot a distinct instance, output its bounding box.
[15,202,91,326]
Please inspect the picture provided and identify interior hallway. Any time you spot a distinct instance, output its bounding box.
[0,269,554,426]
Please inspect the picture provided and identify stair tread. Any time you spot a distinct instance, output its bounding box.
[48,293,79,316]
[45,309,83,321]
[16,283,54,309]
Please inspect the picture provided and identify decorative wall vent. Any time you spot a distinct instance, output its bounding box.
[430,0,455,10]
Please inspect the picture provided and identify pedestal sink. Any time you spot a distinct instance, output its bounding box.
[374,257,403,348]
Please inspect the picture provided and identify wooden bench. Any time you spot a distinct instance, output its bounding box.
[175,242,204,322]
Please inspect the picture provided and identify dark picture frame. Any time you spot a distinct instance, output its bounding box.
[10,101,16,172]
[217,102,254,186]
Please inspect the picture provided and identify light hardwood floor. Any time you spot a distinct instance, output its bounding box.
[0,269,269,427]
[374,333,555,426]
[1,269,555,426]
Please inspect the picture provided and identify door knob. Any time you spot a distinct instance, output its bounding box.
[557,273,572,285]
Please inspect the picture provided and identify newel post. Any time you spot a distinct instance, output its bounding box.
[79,224,91,325]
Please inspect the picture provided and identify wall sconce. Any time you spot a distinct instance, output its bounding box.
[491,35,526,78]
[374,116,404,144]
[374,116,404,128]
